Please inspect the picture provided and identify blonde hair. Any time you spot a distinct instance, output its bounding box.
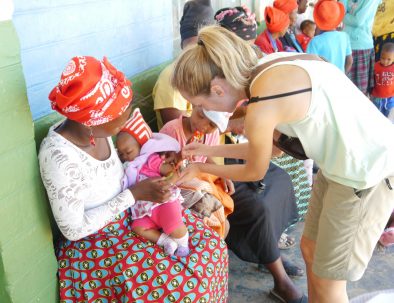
[172,25,258,96]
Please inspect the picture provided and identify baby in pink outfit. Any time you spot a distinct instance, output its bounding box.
[116,109,189,257]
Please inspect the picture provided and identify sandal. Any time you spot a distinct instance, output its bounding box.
[278,233,296,250]
[270,289,308,303]
[379,227,394,247]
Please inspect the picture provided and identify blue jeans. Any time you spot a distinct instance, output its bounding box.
[372,96,394,118]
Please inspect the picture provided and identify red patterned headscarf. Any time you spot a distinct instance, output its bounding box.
[49,56,133,126]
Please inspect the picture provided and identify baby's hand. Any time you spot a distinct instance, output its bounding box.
[161,151,183,168]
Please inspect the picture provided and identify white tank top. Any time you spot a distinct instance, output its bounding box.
[252,53,394,189]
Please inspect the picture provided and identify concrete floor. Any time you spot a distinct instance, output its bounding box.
[228,222,394,302]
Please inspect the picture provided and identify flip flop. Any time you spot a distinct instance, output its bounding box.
[270,289,308,303]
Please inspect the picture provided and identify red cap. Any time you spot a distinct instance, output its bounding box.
[265,6,290,34]
[313,0,345,31]
[273,0,298,14]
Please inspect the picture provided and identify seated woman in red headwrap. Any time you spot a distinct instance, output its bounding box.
[38,56,228,302]
[255,6,290,54]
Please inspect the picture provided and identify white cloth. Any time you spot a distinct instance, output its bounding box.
[38,125,135,241]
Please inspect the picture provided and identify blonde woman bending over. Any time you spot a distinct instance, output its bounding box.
[173,25,394,303]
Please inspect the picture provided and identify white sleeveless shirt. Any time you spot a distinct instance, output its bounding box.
[252,53,394,189]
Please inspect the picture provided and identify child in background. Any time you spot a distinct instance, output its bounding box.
[371,42,394,122]
[307,0,353,73]
[255,6,290,54]
[274,0,303,53]
[296,19,316,51]
[160,107,234,238]
[116,109,189,257]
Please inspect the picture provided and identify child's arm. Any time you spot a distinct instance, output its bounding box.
[345,34,353,74]
[345,54,353,74]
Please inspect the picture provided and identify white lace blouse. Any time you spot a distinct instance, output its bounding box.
[38,126,135,241]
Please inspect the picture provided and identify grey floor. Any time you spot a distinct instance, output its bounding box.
[228,222,394,302]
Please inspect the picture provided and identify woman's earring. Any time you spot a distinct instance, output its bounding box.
[89,127,96,146]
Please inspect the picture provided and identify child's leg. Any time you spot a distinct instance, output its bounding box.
[169,225,190,257]
[371,96,382,111]
[152,201,190,256]
[132,226,162,243]
[387,99,394,123]
[132,216,178,255]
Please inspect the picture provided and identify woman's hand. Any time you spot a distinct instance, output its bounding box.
[176,163,202,185]
[220,178,235,195]
[182,142,210,160]
[129,177,172,203]
[226,118,245,135]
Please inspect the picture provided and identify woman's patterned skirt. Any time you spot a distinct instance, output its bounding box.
[56,209,228,303]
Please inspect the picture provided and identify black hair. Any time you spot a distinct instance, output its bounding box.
[300,19,315,32]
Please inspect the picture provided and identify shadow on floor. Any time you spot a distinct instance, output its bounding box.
[228,222,394,303]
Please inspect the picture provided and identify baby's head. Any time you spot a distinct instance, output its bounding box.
[116,108,152,162]
[380,42,394,67]
[300,20,316,38]
[190,106,231,135]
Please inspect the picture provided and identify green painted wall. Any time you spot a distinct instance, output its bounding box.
[0,20,58,303]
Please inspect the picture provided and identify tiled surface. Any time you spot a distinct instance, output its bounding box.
[228,222,394,302]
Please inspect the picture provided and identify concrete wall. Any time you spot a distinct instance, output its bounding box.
[13,0,256,121]
[0,19,58,303]
[13,0,174,120]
